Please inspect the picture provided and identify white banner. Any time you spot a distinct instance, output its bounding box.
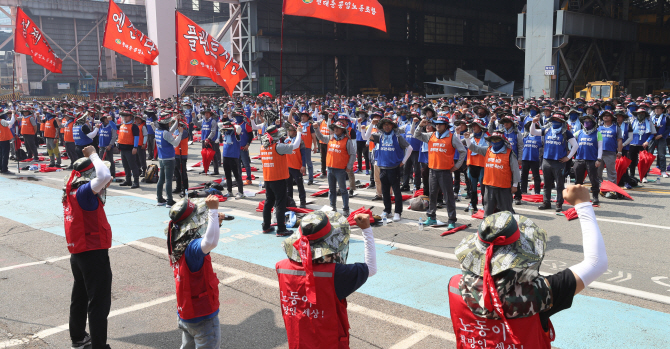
[57,83,70,90]
[29,82,42,90]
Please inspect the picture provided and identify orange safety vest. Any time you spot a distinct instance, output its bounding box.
[287,141,303,170]
[137,122,145,146]
[467,137,487,167]
[482,147,513,188]
[44,119,57,139]
[175,137,189,157]
[118,123,135,145]
[428,132,455,170]
[0,122,12,141]
[39,121,45,132]
[64,122,75,142]
[326,137,349,169]
[21,117,35,135]
[300,123,313,147]
[319,120,330,145]
[262,143,290,181]
[368,126,378,151]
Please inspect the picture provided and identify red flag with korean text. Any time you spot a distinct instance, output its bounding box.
[176,11,247,95]
[283,0,386,32]
[102,0,158,65]
[14,7,62,73]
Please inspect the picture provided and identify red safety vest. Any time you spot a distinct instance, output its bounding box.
[276,259,350,349]
[62,175,112,254]
[170,253,220,320]
[448,275,554,349]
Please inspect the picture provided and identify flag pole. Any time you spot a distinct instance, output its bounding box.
[95,45,102,100]
[175,9,185,198]
[13,52,19,174]
[279,9,285,104]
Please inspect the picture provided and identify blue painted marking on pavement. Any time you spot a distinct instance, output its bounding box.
[1,177,669,348]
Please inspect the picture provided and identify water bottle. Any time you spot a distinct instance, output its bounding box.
[565,175,571,186]
[418,218,424,231]
[382,212,388,226]
[259,181,263,191]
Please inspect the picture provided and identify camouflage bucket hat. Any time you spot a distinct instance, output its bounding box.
[455,211,546,277]
[62,157,111,190]
[282,211,351,264]
[165,198,209,242]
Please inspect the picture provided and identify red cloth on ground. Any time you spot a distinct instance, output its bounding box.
[521,194,544,203]
[252,155,261,160]
[413,188,424,197]
[214,195,228,202]
[191,161,203,168]
[39,167,62,172]
[250,166,259,172]
[188,186,205,190]
[257,189,266,194]
[390,195,412,203]
[115,171,125,177]
[346,207,375,226]
[242,174,256,180]
[562,207,578,221]
[288,207,314,214]
[440,224,470,237]
[313,172,322,178]
[201,148,215,174]
[600,180,633,200]
[310,189,329,197]
[528,182,545,191]
[471,210,485,219]
[650,167,661,176]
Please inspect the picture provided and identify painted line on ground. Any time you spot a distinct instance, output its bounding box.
[387,331,432,349]
[0,244,126,273]
[128,240,457,344]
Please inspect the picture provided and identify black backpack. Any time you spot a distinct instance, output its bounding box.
[16,148,28,161]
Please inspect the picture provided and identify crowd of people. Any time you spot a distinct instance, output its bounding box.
[57,127,608,349]
[1,92,667,229]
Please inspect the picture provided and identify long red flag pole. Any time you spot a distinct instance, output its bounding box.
[279,5,285,103]
[175,9,185,197]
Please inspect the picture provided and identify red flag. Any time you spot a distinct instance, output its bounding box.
[176,11,247,95]
[283,0,386,32]
[14,7,62,73]
[103,0,158,65]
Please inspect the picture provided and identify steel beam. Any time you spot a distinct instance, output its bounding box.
[555,10,637,41]
[562,42,593,98]
[593,40,610,80]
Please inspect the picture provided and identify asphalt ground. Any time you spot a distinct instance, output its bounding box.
[1,140,670,348]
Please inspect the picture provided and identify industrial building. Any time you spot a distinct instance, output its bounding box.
[0,0,668,99]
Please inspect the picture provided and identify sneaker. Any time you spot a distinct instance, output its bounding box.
[393,213,401,222]
[157,199,166,206]
[299,201,307,209]
[436,201,443,209]
[464,204,471,212]
[365,170,370,175]
[354,169,362,174]
[131,182,140,189]
[166,200,176,208]
[343,209,350,217]
[368,183,376,189]
[307,181,314,185]
[537,203,551,210]
[642,178,648,183]
[401,185,410,192]
[624,183,632,190]
[262,226,276,234]
[172,188,181,194]
[664,173,669,178]
[422,217,437,226]
[276,229,293,237]
[349,189,354,196]
[447,222,456,230]
[244,180,252,185]
[235,193,244,199]
[188,141,193,145]
[71,333,91,349]
[372,195,382,201]
[0,170,14,175]
[605,191,617,199]
[555,205,563,212]
[515,199,522,205]
[119,181,132,186]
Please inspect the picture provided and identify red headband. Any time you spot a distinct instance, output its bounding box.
[477,228,521,344]
[292,220,332,305]
[175,201,196,223]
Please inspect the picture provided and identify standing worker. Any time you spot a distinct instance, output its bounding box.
[219,120,245,199]
[314,119,356,217]
[284,122,308,208]
[464,131,521,216]
[448,185,607,348]
[414,114,467,229]
[276,211,377,349]
[173,114,191,197]
[530,112,578,212]
[362,116,413,222]
[97,114,117,179]
[196,108,221,176]
[166,196,229,349]
[134,114,148,177]
[72,113,99,158]
[0,110,16,174]
[62,112,79,169]
[261,125,301,236]
[42,108,61,168]
[572,113,603,205]
[117,111,141,189]
[489,112,523,205]
[62,145,114,349]
[19,106,39,161]
[155,115,182,207]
